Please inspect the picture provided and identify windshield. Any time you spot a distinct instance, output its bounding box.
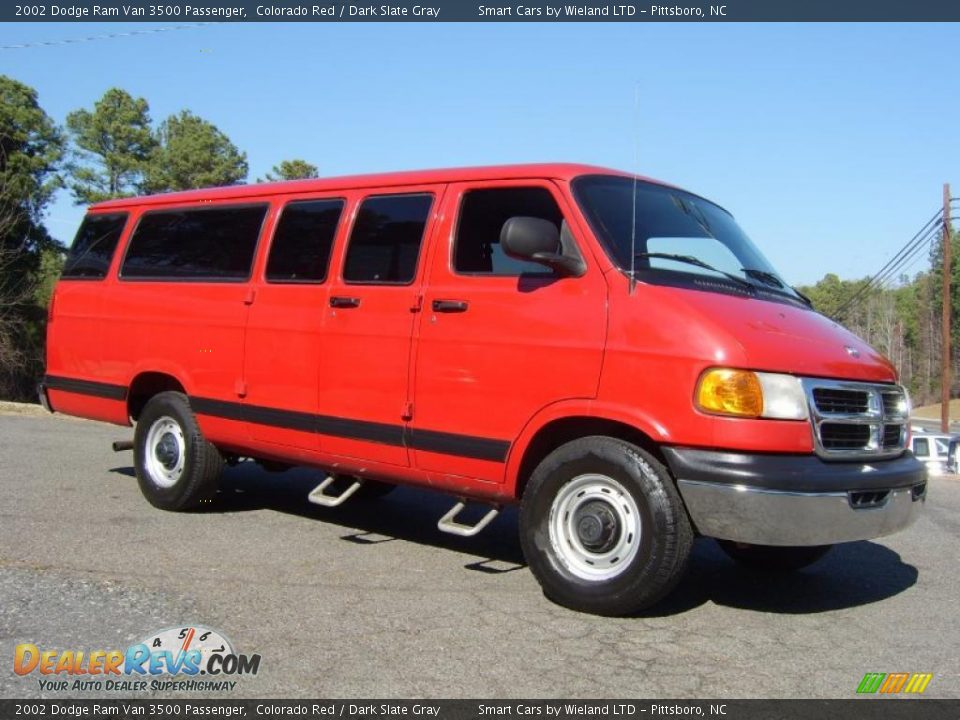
[572,175,801,302]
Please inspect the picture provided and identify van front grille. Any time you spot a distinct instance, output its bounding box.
[882,392,907,416]
[803,379,908,460]
[812,388,870,414]
[820,423,871,450]
[882,424,903,448]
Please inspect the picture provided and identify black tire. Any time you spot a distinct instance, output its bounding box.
[717,541,832,572]
[134,391,223,511]
[519,436,694,616]
[330,474,396,501]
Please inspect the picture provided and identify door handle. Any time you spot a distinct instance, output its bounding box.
[432,299,469,313]
[330,296,361,309]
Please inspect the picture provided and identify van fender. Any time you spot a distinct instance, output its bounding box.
[504,399,674,497]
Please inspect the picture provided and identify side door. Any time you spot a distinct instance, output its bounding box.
[242,195,346,450]
[317,188,440,467]
[410,181,607,485]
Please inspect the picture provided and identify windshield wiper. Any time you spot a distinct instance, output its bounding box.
[633,253,755,291]
[792,287,814,307]
[743,268,810,306]
[742,268,784,288]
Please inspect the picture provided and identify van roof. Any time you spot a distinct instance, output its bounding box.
[90,163,659,210]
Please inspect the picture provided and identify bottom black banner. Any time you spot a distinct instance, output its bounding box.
[0,700,955,720]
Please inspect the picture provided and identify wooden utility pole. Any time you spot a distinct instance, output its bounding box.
[942,183,953,433]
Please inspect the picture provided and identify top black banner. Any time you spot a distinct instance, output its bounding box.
[3,0,960,22]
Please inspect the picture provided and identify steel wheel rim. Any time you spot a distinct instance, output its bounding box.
[144,416,185,489]
[548,473,641,581]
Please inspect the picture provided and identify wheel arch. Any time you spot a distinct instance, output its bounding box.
[127,371,188,421]
[505,401,674,500]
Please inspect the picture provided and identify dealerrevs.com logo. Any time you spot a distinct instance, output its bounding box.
[14,626,261,693]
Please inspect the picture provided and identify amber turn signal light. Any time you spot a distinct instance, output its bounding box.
[696,368,764,417]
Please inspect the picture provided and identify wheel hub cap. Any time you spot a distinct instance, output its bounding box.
[155,433,180,469]
[548,473,642,581]
[575,500,620,552]
[144,416,185,489]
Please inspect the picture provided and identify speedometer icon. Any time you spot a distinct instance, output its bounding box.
[140,626,234,674]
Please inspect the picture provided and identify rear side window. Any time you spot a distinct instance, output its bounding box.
[343,194,433,284]
[61,213,128,279]
[913,438,929,457]
[266,199,344,283]
[454,187,563,275]
[121,205,267,281]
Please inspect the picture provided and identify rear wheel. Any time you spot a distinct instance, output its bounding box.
[717,541,832,572]
[134,391,223,511]
[520,436,693,616]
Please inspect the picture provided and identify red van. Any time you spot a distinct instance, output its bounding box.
[41,164,925,615]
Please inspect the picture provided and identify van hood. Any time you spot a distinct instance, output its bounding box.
[646,286,898,383]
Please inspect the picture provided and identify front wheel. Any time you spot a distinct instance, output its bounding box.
[520,436,694,616]
[717,541,833,572]
[134,391,223,511]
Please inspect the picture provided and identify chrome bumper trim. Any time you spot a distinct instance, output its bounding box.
[677,479,925,546]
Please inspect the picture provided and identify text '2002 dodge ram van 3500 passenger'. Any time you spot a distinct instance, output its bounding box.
[41,164,926,616]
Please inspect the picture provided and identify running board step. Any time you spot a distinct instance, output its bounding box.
[307,475,363,508]
[437,501,500,537]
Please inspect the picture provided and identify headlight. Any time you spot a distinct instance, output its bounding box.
[696,368,808,420]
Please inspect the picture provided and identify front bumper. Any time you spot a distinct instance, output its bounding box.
[664,447,926,546]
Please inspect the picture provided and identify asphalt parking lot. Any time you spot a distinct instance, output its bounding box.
[1,411,958,699]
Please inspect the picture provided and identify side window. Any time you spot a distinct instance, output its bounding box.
[454,187,563,276]
[913,438,929,457]
[343,194,432,284]
[266,199,344,283]
[61,213,128,279]
[121,204,267,281]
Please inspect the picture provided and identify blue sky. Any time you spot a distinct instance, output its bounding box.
[1,21,956,286]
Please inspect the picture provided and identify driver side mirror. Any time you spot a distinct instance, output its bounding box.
[500,216,586,277]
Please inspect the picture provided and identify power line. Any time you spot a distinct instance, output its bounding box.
[838,199,959,317]
[0,23,218,51]
[895,234,938,280]
[834,212,942,319]
[835,225,938,321]
[833,208,944,320]
[872,225,940,290]
[873,221,943,286]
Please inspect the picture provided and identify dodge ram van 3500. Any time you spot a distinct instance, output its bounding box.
[41,164,926,615]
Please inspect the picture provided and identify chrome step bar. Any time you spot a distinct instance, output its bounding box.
[307,475,363,508]
[437,500,500,537]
